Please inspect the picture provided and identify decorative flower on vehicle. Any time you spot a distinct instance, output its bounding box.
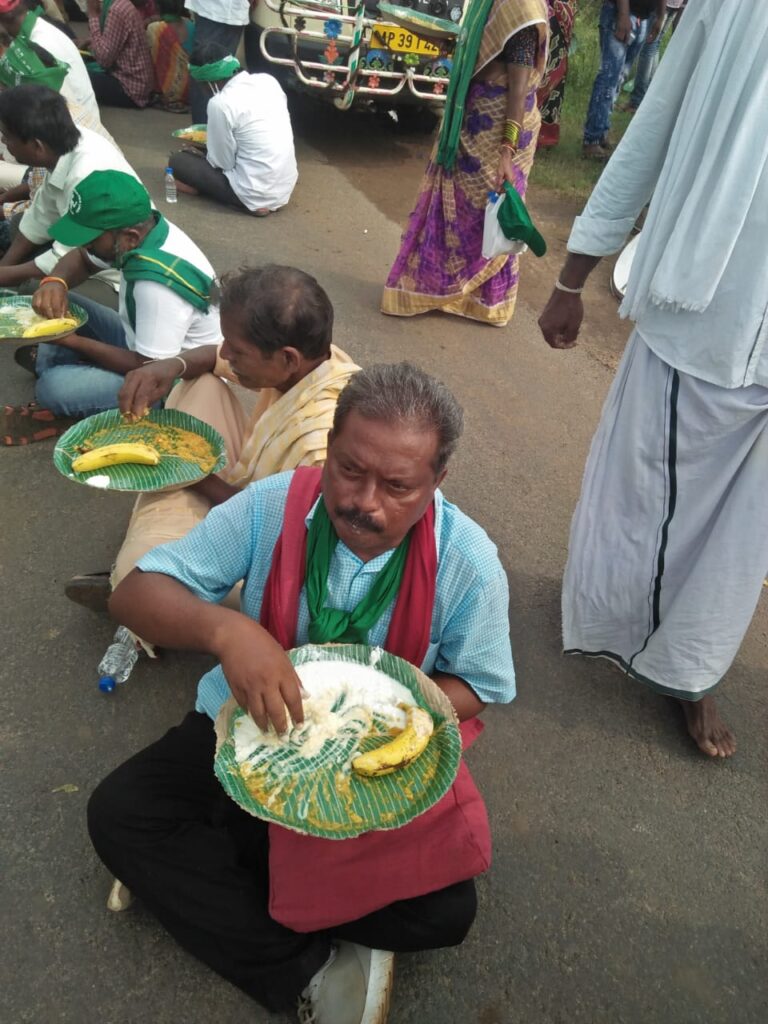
[323,18,342,39]
[430,58,451,79]
[324,70,337,84]
[433,80,445,95]
[403,52,420,67]
[365,49,387,71]
[368,73,381,89]
[295,16,306,31]
[324,40,340,64]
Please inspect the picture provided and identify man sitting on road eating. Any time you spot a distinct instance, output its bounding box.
[6,169,220,444]
[88,363,515,1024]
[65,264,360,630]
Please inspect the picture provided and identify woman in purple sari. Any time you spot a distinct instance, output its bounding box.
[382,0,548,326]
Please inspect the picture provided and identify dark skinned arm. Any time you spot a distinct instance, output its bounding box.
[538,252,601,349]
[51,333,150,374]
[646,1,668,44]
[110,569,305,734]
[31,248,101,318]
[118,344,219,417]
[614,0,632,42]
[0,228,38,268]
[432,671,486,722]
[494,60,533,191]
[0,182,31,208]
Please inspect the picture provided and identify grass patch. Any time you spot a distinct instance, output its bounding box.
[530,0,634,200]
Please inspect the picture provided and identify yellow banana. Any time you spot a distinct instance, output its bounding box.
[352,706,434,777]
[72,442,161,473]
[22,317,78,338]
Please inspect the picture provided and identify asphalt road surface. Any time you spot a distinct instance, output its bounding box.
[1,101,766,1024]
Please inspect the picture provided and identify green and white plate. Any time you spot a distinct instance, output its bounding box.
[172,123,207,144]
[53,408,227,493]
[214,644,462,839]
[0,295,88,342]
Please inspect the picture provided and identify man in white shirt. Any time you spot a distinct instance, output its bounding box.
[0,85,137,287]
[169,46,297,215]
[184,0,250,123]
[0,0,103,132]
[538,0,768,759]
[3,170,220,444]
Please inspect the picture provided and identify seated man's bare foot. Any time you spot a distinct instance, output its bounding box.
[679,694,736,758]
[175,181,199,195]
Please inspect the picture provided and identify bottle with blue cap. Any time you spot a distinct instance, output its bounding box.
[98,626,139,693]
[164,167,177,204]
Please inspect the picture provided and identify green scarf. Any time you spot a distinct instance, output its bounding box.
[435,0,496,171]
[118,214,213,331]
[189,54,240,81]
[0,32,68,91]
[305,498,410,645]
[99,0,116,32]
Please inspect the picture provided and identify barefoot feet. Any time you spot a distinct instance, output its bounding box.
[679,694,736,758]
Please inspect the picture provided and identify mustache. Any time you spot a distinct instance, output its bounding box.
[334,506,384,534]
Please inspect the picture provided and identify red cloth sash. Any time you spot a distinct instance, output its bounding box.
[259,467,491,932]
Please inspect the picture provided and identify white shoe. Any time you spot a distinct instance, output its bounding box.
[106,877,133,912]
[297,942,394,1024]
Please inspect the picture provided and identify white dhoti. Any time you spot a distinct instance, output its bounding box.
[563,331,768,699]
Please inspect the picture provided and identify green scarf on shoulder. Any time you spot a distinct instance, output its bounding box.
[0,8,69,92]
[305,498,410,645]
[435,0,496,172]
[118,214,213,331]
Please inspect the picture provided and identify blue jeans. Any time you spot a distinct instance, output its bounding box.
[35,292,128,417]
[628,10,673,108]
[583,2,647,145]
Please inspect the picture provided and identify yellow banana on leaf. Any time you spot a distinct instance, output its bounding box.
[352,705,434,777]
[72,442,161,473]
[22,316,78,338]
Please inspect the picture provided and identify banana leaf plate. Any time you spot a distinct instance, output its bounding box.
[214,644,462,839]
[0,294,88,342]
[172,124,207,146]
[53,408,227,493]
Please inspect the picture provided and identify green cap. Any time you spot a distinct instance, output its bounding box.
[498,182,547,258]
[49,170,152,246]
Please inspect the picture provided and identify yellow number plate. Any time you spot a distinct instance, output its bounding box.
[370,24,440,56]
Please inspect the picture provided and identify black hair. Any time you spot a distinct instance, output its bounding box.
[219,264,334,359]
[190,39,241,71]
[332,363,464,474]
[0,84,79,155]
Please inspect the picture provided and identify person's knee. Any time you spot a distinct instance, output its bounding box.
[87,762,141,866]
[439,881,478,946]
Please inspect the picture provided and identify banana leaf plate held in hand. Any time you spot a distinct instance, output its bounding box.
[213,643,462,840]
[0,295,88,342]
[172,124,207,146]
[53,408,227,493]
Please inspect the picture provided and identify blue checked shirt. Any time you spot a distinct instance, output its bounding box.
[137,472,515,719]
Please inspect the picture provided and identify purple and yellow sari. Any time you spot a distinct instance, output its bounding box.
[382,0,548,326]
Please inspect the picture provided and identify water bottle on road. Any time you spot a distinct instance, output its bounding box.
[164,167,177,204]
[98,626,139,693]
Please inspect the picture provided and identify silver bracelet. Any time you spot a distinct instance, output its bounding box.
[554,279,584,295]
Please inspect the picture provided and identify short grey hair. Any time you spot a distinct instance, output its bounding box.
[332,362,464,474]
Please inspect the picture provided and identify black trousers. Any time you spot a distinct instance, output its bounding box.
[189,16,244,123]
[169,149,247,210]
[87,711,477,1012]
[88,70,140,108]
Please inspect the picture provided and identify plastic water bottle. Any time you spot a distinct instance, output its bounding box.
[98,626,139,693]
[164,167,177,204]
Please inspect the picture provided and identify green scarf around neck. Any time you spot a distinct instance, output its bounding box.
[435,0,496,172]
[0,28,68,91]
[305,498,411,645]
[99,0,116,32]
[118,214,213,331]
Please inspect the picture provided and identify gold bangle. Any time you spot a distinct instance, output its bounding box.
[40,275,68,289]
[500,142,518,153]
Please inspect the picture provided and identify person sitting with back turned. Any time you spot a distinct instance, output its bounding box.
[88,362,514,1024]
[168,42,297,216]
[65,264,360,629]
[3,168,219,444]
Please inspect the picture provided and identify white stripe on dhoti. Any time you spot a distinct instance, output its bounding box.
[563,331,768,699]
